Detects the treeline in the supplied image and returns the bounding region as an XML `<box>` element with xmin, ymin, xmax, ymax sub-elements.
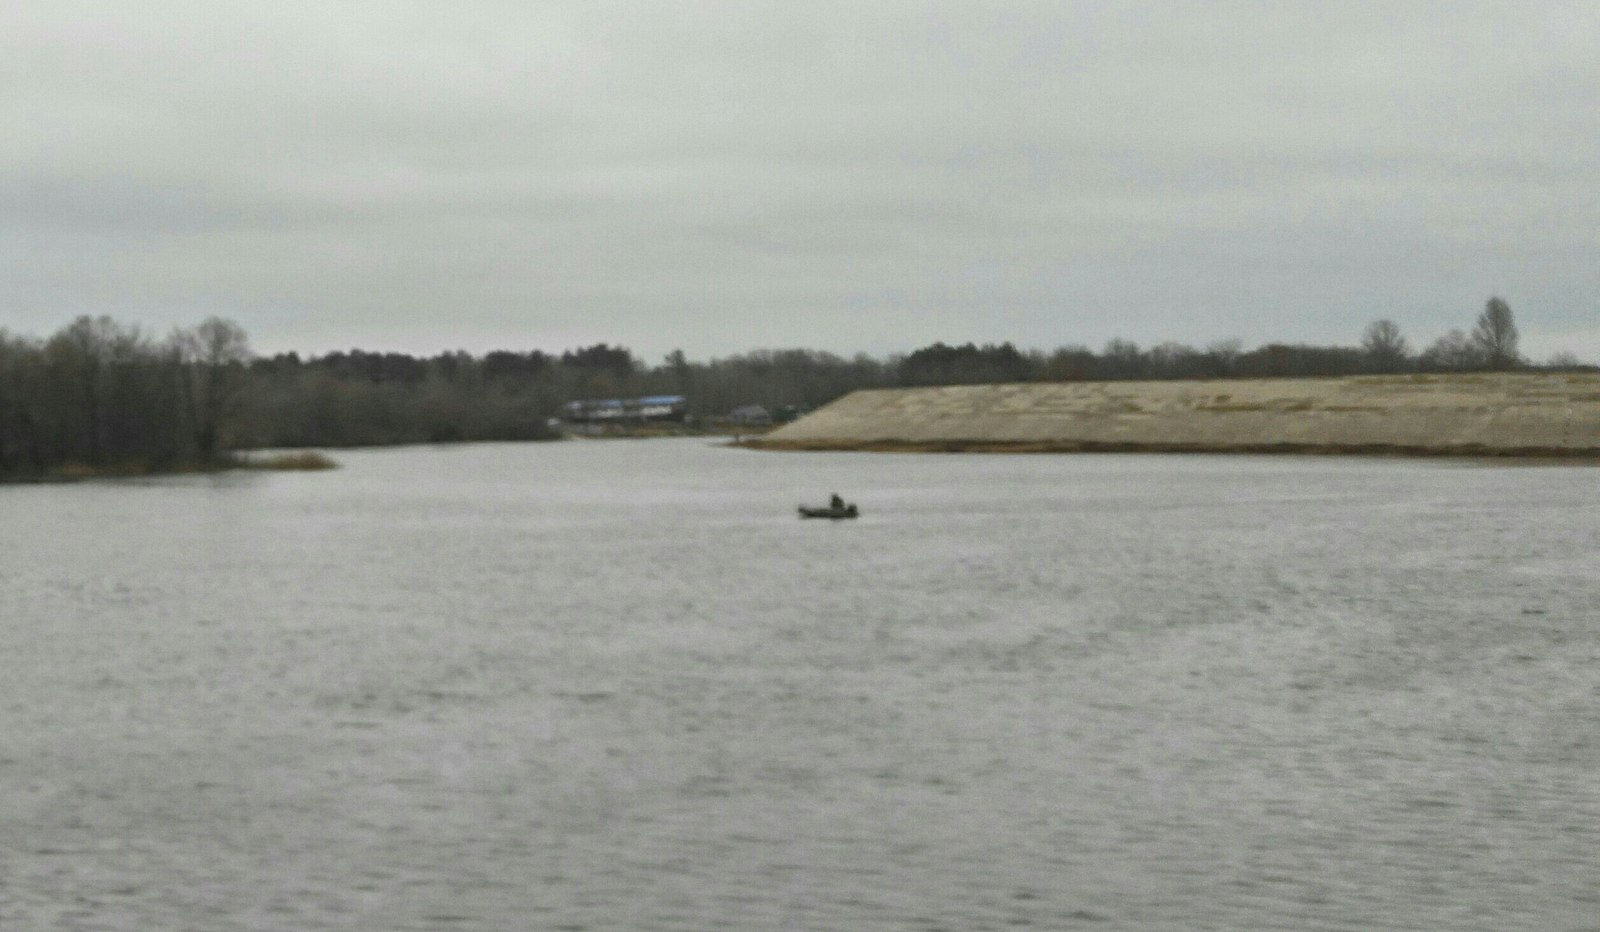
<box><xmin>3</xmin><ymin>297</ymin><xmax>1587</xmax><ymax>476</ymax></box>
<box><xmin>244</xmin><ymin>349</ymin><xmax>566</xmax><ymax>447</ymax></box>
<box><xmin>897</xmin><ymin>298</ymin><xmax>1540</xmax><ymax>384</ymax></box>
<box><xmin>0</xmin><ymin>316</ymin><xmax>248</xmax><ymax>479</ymax></box>
<box><xmin>238</xmin><ymin>344</ymin><xmax>893</xmax><ymax>446</ymax></box>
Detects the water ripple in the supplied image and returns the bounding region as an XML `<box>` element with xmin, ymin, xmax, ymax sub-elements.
<box><xmin>1</xmin><ymin>443</ymin><xmax>1596</xmax><ymax>930</ymax></box>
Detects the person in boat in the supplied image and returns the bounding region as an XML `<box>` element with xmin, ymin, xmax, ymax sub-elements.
<box><xmin>830</xmin><ymin>493</ymin><xmax>845</xmax><ymax>510</ymax></box>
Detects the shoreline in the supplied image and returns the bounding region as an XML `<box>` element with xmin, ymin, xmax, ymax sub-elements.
<box><xmin>0</xmin><ymin>451</ymin><xmax>339</xmax><ymax>484</ymax></box>
<box><xmin>739</xmin><ymin>437</ymin><xmax>1600</xmax><ymax>461</ymax></box>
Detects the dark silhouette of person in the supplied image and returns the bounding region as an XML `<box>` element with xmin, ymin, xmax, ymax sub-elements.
<box><xmin>830</xmin><ymin>493</ymin><xmax>844</xmax><ymax>510</ymax></box>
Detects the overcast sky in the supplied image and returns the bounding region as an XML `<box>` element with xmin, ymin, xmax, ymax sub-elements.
<box><xmin>4</xmin><ymin>2</ymin><xmax>1598</xmax><ymax>363</ymax></box>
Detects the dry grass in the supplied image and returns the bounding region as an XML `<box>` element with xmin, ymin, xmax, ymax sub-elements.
<box><xmin>48</xmin><ymin>461</ymin><xmax>160</xmax><ymax>479</ymax></box>
<box><xmin>243</xmin><ymin>451</ymin><xmax>340</xmax><ymax>471</ymax></box>
<box><xmin>51</xmin><ymin>462</ymin><xmax>113</xmax><ymax>479</ymax></box>
<box><xmin>7</xmin><ymin>452</ymin><xmax>340</xmax><ymax>483</ymax></box>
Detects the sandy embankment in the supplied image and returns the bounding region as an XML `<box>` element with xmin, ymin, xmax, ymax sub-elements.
<box><xmin>747</xmin><ymin>373</ymin><xmax>1600</xmax><ymax>458</ymax></box>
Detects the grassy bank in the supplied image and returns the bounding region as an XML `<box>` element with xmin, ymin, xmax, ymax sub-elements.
<box><xmin>237</xmin><ymin>451</ymin><xmax>339</xmax><ymax>470</ymax></box>
<box><xmin>756</xmin><ymin>373</ymin><xmax>1600</xmax><ymax>459</ymax></box>
<box><xmin>1</xmin><ymin>451</ymin><xmax>339</xmax><ymax>482</ymax></box>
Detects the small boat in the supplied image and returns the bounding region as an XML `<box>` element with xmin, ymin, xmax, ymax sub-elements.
<box><xmin>798</xmin><ymin>503</ymin><xmax>859</xmax><ymax>519</ymax></box>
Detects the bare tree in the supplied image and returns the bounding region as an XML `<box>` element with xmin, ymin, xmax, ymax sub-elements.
<box><xmin>1204</xmin><ymin>339</ymin><xmax>1244</xmax><ymax>377</ymax></box>
<box><xmin>1419</xmin><ymin>329</ymin><xmax>1480</xmax><ymax>371</ymax></box>
<box><xmin>173</xmin><ymin>317</ymin><xmax>251</xmax><ymax>461</ymax></box>
<box><xmin>1471</xmin><ymin>296</ymin><xmax>1521</xmax><ymax>370</ymax></box>
<box><xmin>47</xmin><ymin>316</ymin><xmax>148</xmax><ymax>463</ymax></box>
<box><xmin>1101</xmin><ymin>339</ymin><xmax>1144</xmax><ymax>379</ymax></box>
<box><xmin>1361</xmin><ymin>319</ymin><xmax>1410</xmax><ymax>372</ymax></box>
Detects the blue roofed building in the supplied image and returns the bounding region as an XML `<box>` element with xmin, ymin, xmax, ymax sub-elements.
<box><xmin>560</xmin><ymin>395</ymin><xmax>687</xmax><ymax>424</ymax></box>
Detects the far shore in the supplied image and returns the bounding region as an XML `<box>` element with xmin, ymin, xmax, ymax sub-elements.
<box><xmin>750</xmin><ymin>372</ymin><xmax>1600</xmax><ymax>461</ymax></box>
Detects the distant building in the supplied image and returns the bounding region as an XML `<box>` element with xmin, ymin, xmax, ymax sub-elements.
<box><xmin>631</xmin><ymin>395</ymin><xmax>689</xmax><ymax>421</ymax></box>
<box><xmin>561</xmin><ymin>395</ymin><xmax>687</xmax><ymax>424</ymax></box>
<box><xmin>729</xmin><ymin>404</ymin><xmax>772</xmax><ymax>426</ymax></box>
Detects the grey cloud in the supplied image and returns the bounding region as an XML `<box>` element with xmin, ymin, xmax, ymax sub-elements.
<box><xmin>3</xmin><ymin>2</ymin><xmax>1598</xmax><ymax>360</ymax></box>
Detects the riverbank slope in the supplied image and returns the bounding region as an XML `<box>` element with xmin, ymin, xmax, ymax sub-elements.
<box><xmin>748</xmin><ymin>373</ymin><xmax>1600</xmax><ymax>457</ymax></box>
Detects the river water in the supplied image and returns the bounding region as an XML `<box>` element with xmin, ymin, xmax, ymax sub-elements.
<box><xmin>2</xmin><ymin>440</ymin><xmax>1597</xmax><ymax>931</ymax></box>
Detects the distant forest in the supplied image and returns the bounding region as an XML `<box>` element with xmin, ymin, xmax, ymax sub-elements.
<box><xmin>0</xmin><ymin>297</ymin><xmax>1589</xmax><ymax>478</ymax></box>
